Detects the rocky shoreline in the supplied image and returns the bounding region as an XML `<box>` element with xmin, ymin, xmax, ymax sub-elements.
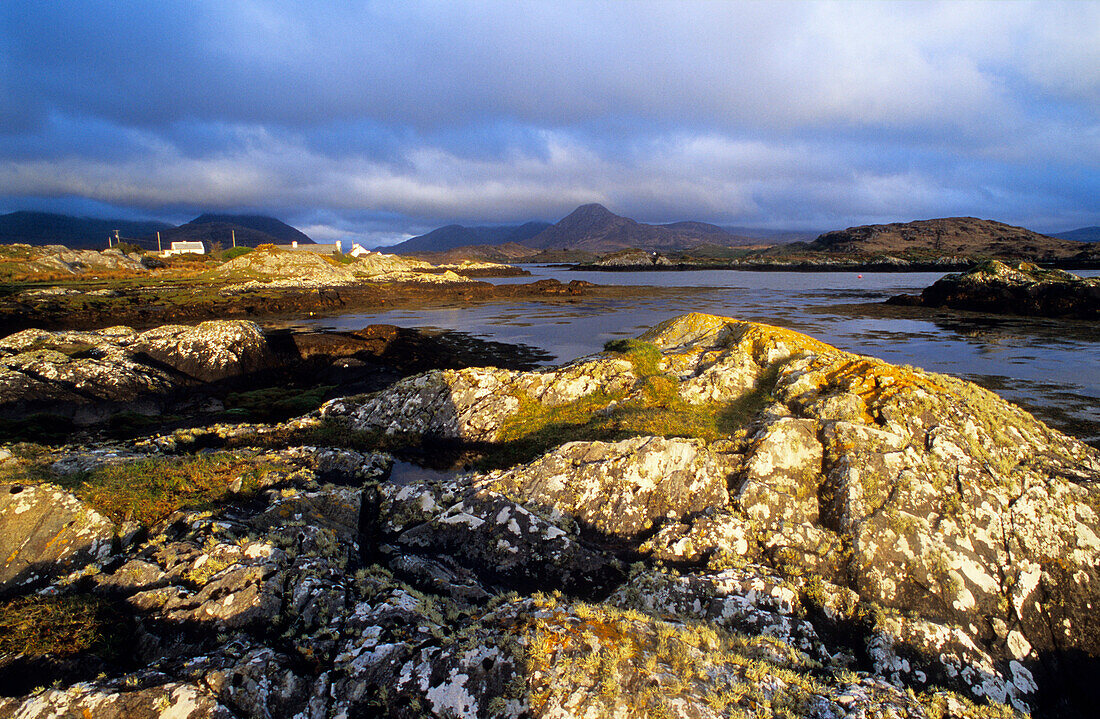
<box><xmin>0</xmin><ymin>279</ymin><xmax>595</xmax><ymax>335</ymax></box>
<box><xmin>2</xmin><ymin>313</ymin><xmax>1099</xmax><ymax>718</ymax></box>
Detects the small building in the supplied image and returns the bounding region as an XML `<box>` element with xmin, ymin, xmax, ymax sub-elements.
<box><xmin>162</xmin><ymin>241</ymin><xmax>205</xmax><ymax>257</ymax></box>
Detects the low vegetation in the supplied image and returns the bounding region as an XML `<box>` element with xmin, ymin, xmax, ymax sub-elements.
<box><xmin>0</xmin><ymin>593</ymin><xmax>129</xmax><ymax>659</ymax></box>
<box><xmin>52</xmin><ymin>453</ymin><xmax>279</xmax><ymax>526</ymax></box>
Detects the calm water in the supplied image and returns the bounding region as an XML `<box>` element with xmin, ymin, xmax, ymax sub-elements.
<box><xmin>279</xmin><ymin>267</ymin><xmax>1100</xmax><ymax>446</ymax></box>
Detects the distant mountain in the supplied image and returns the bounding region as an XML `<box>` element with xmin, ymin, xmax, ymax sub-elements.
<box><xmin>154</xmin><ymin>214</ymin><xmax>314</xmax><ymax>249</ymax></box>
<box><xmin>804</xmin><ymin>217</ymin><xmax>1086</xmax><ymax>259</ymax></box>
<box><xmin>382</xmin><ymin>221</ymin><xmax>551</xmax><ymax>254</ymax></box>
<box><xmin>521</xmin><ymin>204</ymin><xmax>761</xmax><ymax>253</ymax></box>
<box><xmin>0</xmin><ymin>211</ymin><xmax>173</xmax><ymax>249</ymax></box>
<box><xmin>1051</xmin><ymin>227</ymin><xmax>1100</xmax><ymax>243</ymax></box>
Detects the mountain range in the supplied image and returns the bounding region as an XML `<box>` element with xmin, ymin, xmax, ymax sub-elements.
<box><xmin>157</xmin><ymin>214</ymin><xmax>315</xmax><ymax>248</ymax></box>
<box><xmin>0</xmin><ymin>211</ymin><xmax>174</xmax><ymax>249</ymax></box>
<box><xmin>0</xmin><ymin>212</ymin><xmax>314</xmax><ymax>250</ymax></box>
<box><xmin>387</xmin><ymin>204</ymin><xmax>768</xmax><ymax>255</ymax></box>
<box><xmin>2</xmin><ymin>206</ymin><xmax>1097</xmax><ymax>260</ymax></box>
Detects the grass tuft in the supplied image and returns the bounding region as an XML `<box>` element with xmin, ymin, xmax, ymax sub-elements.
<box><xmin>0</xmin><ymin>594</ymin><xmax>129</xmax><ymax>659</ymax></box>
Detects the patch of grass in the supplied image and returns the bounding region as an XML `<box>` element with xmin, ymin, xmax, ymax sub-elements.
<box><xmin>54</xmin><ymin>453</ymin><xmax>279</xmax><ymax>526</ymax></box>
<box><xmin>0</xmin><ymin>593</ymin><xmax>129</xmax><ymax>659</ymax></box>
<box><xmin>220</xmin><ymin>246</ymin><xmax>253</xmax><ymax>261</ymax></box>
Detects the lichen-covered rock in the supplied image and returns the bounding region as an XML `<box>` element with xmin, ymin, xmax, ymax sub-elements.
<box><xmin>893</xmin><ymin>260</ymin><xmax>1100</xmax><ymax>318</ymax></box>
<box><xmin>0</xmin><ymin>482</ymin><xmax>115</xmax><ymax>593</ymax></box>
<box><xmin>3</xmin><ymin>312</ymin><xmax>1097</xmax><ymax>717</ymax></box>
<box><xmin>316</xmin><ymin>354</ymin><xmax>638</xmax><ymax>441</ymax></box>
<box><xmin>475</xmin><ymin>436</ymin><xmax>739</xmax><ymax>540</ymax></box>
<box><xmin>369</xmin><ymin>478</ymin><xmax>623</xmax><ymax>596</ymax></box>
<box><xmin>133</xmin><ymin>320</ymin><xmax>275</xmax><ymax>383</ymax></box>
<box><xmin>0</xmin><ymin>320</ymin><xmax>277</xmax><ymax>422</ymax></box>
<box><xmin>0</xmin><ymin>681</ymin><xmax>232</xmax><ymax>719</ymax></box>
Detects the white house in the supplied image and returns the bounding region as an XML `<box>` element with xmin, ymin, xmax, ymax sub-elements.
<box><xmin>162</xmin><ymin>241</ymin><xmax>205</xmax><ymax>256</ymax></box>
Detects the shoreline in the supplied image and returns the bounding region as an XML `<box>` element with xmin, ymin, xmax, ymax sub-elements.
<box><xmin>567</xmin><ymin>258</ymin><xmax>1100</xmax><ymax>272</ymax></box>
<box><xmin>0</xmin><ymin>278</ymin><xmax>601</xmax><ymax>334</ymax></box>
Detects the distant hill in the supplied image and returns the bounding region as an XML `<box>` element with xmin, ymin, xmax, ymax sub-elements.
<box><xmin>382</xmin><ymin>221</ymin><xmax>551</xmax><ymax>254</ymax></box>
<box><xmin>154</xmin><ymin>214</ymin><xmax>314</xmax><ymax>249</ymax></box>
<box><xmin>720</xmin><ymin>226</ymin><xmax>820</xmax><ymax>243</ymax></box>
<box><xmin>1051</xmin><ymin>227</ymin><xmax>1100</xmax><ymax>243</ymax></box>
<box><xmin>0</xmin><ymin>211</ymin><xmax>173</xmax><ymax>249</ymax></box>
<box><xmin>521</xmin><ymin>204</ymin><xmax>762</xmax><ymax>253</ymax></box>
<box><xmin>804</xmin><ymin>217</ymin><xmax>1087</xmax><ymax>259</ymax></box>
<box><xmin>405</xmin><ymin>242</ymin><xmax>542</xmax><ymax>264</ymax></box>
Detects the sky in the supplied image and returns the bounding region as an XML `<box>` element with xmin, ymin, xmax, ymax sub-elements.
<box><xmin>1</xmin><ymin>1</ymin><xmax>1098</xmax><ymax>246</ymax></box>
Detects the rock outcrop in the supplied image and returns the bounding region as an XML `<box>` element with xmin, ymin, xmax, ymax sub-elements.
<box><xmin>0</xmin><ymin>320</ymin><xmax>277</xmax><ymax>423</ymax></box>
<box><xmin>593</xmin><ymin>249</ymin><xmax>673</xmax><ymax>267</ymax></box>
<box><xmin>206</xmin><ymin>247</ymin><xmax>466</xmax><ymax>290</ymax></box>
<box><xmin>888</xmin><ymin>260</ymin><xmax>1100</xmax><ymax>318</ymax></box>
<box><xmin>2</xmin><ymin>313</ymin><xmax>1098</xmax><ymax>718</ymax></box>
<box><xmin>0</xmin><ymin>244</ymin><xmax>147</xmax><ymax>278</ymax></box>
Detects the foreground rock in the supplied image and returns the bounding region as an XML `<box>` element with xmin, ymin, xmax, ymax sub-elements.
<box><xmin>0</xmin><ymin>321</ymin><xmax>551</xmax><ymax>431</ymax></box>
<box><xmin>0</xmin><ymin>320</ymin><xmax>276</xmax><ymax>424</ymax></box>
<box><xmin>1</xmin><ymin>313</ymin><xmax>1098</xmax><ymax>717</ymax></box>
<box><xmin>888</xmin><ymin>260</ymin><xmax>1100</xmax><ymax>318</ymax></box>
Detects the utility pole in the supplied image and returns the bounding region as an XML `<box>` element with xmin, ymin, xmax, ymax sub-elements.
<box><xmin>156</xmin><ymin>231</ymin><xmax>162</xmax><ymax>253</ymax></box>
<box><xmin>113</xmin><ymin>230</ymin><xmax>120</xmax><ymax>248</ymax></box>
<box><xmin>231</xmin><ymin>229</ymin><xmax>236</xmax><ymax>248</ymax></box>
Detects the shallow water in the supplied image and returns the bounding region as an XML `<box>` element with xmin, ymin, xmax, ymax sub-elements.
<box><xmin>278</xmin><ymin>267</ymin><xmax>1100</xmax><ymax>446</ymax></box>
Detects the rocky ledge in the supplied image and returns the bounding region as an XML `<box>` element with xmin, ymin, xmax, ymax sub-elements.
<box><xmin>0</xmin><ymin>320</ymin><xmax>551</xmax><ymax>435</ymax></box>
<box><xmin>1</xmin><ymin>313</ymin><xmax>1099</xmax><ymax>718</ymax></box>
<box><xmin>887</xmin><ymin>260</ymin><xmax>1100</xmax><ymax>318</ymax></box>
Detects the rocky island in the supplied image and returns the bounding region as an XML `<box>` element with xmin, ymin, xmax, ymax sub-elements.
<box><xmin>2</xmin><ymin>313</ymin><xmax>1098</xmax><ymax>718</ymax></box>
<box><xmin>887</xmin><ymin>261</ymin><xmax>1100</xmax><ymax>319</ymax></box>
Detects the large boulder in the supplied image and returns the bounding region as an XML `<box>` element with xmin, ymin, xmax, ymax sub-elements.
<box><xmin>891</xmin><ymin>260</ymin><xmax>1100</xmax><ymax>318</ymax></box>
<box><xmin>133</xmin><ymin>320</ymin><xmax>275</xmax><ymax>383</ymax></box>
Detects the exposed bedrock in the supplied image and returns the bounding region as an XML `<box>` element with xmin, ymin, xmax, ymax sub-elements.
<box><xmin>887</xmin><ymin>260</ymin><xmax>1100</xmax><ymax>318</ymax></box>
<box><xmin>0</xmin><ymin>313</ymin><xmax>1098</xmax><ymax>717</ymax></box>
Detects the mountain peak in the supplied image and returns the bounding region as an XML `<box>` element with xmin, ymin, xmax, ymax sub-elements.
<box><xmin>566</xmin><ymin>203</ymin><xmax>618</xmax><ymax>220</ymax></box>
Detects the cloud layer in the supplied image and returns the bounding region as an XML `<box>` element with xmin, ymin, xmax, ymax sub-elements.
<box><xmin>2</xmin><ymin>1</ymin><xmax>1098</xmax><ymax>242</ymax></box>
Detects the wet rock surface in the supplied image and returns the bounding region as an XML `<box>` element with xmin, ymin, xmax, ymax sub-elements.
<box><xmin>888</xmin><ymin>260</ymin><xmax>1100</xmax><ymax>318</ymax></box>
<box><xmin>1</xmin><ymin>313</ymin><xmax>1098</xmax><ymax>717</ymax></box>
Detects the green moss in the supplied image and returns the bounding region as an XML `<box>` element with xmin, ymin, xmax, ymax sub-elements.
<box><xmin>53</xmin><ymin>452</ymin><xmax>280</xmax><ymax>526</ymax></box>
<box><xmin>220</xmin><ymin>246</ymin><xmax>253</xmax><ymax>261</ymax></box>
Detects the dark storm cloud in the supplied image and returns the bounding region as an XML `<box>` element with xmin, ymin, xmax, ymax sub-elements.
<box><xmin>1</xmin><ymin>1</ymin><xmax>1098</xmax><ymax>239</ymax></box>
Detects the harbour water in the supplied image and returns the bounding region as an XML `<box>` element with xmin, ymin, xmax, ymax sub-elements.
<box><xmin>283</xmin><ymin>266</ymin><xmax>1100</xmax><ymax>446</ymax></box>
